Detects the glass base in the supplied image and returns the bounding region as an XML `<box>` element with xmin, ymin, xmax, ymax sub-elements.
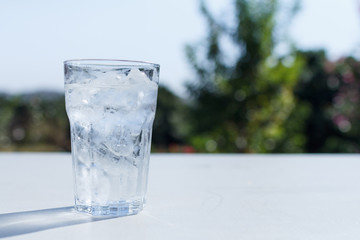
<box><xmin>75</xmin><ymin>200</ymin><xmax>144</xmax><ymax>216</ymax></box>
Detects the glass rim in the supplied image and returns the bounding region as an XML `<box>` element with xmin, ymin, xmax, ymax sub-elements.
<box><xmin>64</xmin><ymin>59</ymin><xmax>160</xmax><ymax>69</ymax></box>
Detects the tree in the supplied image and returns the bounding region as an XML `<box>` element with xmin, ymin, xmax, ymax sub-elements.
<box><xmin>0</xmin><ymin>92</ymin><xmax>70</xmax><ymax>151</ymax></box>
<box><xmin>152</xmin><ymin>86</ymin><xmax>191</xmax><ymax>152</ymax></box>
<box><xmin>294</xmin><ymin>52</ymin><xmax>360</xmax><ymax>152</ymax></box>
<box><xmin>185</xmin><ymin>0</ymin><xmax>303</xmax><ymax>152</ymax></box>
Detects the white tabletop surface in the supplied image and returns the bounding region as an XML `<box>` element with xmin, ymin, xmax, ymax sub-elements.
<box><xmin>0</xmin><ymin>153</ymin><xmax>359</xmax><ymax>239</ymax></box>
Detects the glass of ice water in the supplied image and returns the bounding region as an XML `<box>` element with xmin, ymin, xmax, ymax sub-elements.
<box><xmin>64</xmin><ymin>59</ymin><xmax>159</xmax><ymax>216</ymax></box>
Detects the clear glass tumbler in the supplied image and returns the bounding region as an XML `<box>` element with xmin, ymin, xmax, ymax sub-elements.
<box><xmin>64</xmin><ymin>59</ymin><xmax>159</xmax><ymax>216</ymax></box>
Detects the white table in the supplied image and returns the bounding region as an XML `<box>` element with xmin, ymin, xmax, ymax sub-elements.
<box><xmin>0</xmin><ymin>153</ymin><xmax>359</xmax><ymax>239</ymax></box>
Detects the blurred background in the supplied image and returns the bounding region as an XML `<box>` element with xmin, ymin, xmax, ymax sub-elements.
<box><xmin>1</xmin><ymin>0</ymin><xmax>360</xmax><ymax>153</ymax></box>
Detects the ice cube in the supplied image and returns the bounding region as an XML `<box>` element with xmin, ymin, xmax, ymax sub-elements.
<box><xmin>127</xmin><ymin>68</ymin><xmax>149</xmax><ymax>85</ymax></box>
<box><xmin>65</xmin><ymin>65</ymin><xmax>96</xmax><ymax>85</ymax></box>
<box><xmin>91</xmin><ymin>69</ymin><xmax>123</xmax><ymax>87</ymax></box>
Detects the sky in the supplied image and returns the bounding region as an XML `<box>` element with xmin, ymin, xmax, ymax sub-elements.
<box><xmin>0</xmin><ymin>0</ymin><xmax>359</xmax><ymax>97</ymax></box>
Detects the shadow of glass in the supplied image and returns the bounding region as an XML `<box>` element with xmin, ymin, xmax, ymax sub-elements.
<box><xmin>0</xmin><ymin>206</ymin><xmax>116</xmax><ymax>238</ymax></box>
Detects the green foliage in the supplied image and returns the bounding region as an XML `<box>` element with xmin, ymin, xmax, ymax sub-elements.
<box><xmin>0</xmin><ymin>92</ymin><xmax>70</xmax><ymax>151</ymax></box>
<box><xmin>0</xmin><ymin>94</ymin><xmax>14</xmax><ymax>147</ymax></box>
<box><xmin>152</xmin><ymin>86</ymin><xmax>191</xmax><ymax>152</ymax></box>
<box><xmin>246</xmin><ymin>53</ymin><xmax>307</xmax><ymax>152</ymax></box>
<box><xmin>186</xmin><ymin>0</ymin><xmax>306</xmax><ymax>152</ymax></box>
<box><xmin>294</xmin><ymin>53</ymin><xmax>360</xmax><ymax>152</ymax></box>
